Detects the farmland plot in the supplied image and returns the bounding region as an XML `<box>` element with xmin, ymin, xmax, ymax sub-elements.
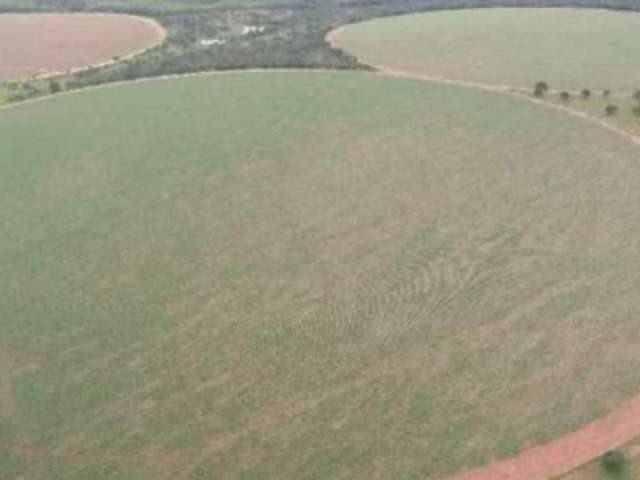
<box><xmin>2</xmin><ymin>72</ymin><xmax>640</xmax><ymax>479</ymax></box>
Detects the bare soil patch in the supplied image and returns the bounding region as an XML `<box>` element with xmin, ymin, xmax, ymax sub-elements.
<box><xmin>0</xmin><ymin>13</ymin><xmax>165</xmax><ymax>82</ymax></box>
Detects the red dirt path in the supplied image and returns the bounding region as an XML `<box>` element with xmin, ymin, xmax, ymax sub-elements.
<box><xmin>0</xmin><ymin>13</ymin><xmax>165</xmax><ymax>82</ymax></box>
<box><xmin>447</xmin><ymin>396</ymin><xmax>640</xmax><ymax>480</ymax></box>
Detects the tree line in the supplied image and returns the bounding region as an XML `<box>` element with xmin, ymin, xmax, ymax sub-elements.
<box><xmin>535</xmin><ymin>81</ymin><xmax>640</xmax><ymax>117</ymax></box>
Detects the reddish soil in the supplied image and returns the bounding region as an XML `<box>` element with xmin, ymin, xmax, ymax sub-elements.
<box><xmin>447</xmin><ymin>396</ymin><xmax>640</xmax><ymax>480</ymax></box>
<box><xmin>0</xmin><ymin>13</ymin><xmax>165</xmax><ymax>82</ymax></box>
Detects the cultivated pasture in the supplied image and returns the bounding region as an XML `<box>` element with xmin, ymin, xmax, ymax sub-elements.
<box><xmin>0</xmin><ymin>13</ymin><xmax>164</xmax><ymax>82</ymax></box>
<box><xmin>329</xmin><ymin>8</ymin><xmax>640</xmax><ymax>91</ymax></box>
<box><xmin>3</xmin><ymin>71</ymin><xmax>640</xmax><ymax>479</ymax></box>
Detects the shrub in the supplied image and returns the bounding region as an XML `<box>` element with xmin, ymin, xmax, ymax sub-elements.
<box><xmin>605</xmin><ymin>104</ymin><xmax>619</xmax><ymax>116</ymax></box>
<box><xmin>48</xmin><ymin>79</ymin><xmax>62</xmax><ymax>94</ymax></box>
<box><xmin>581</xmin><ymin>89</ymin><xmax>591</xmax><ymax>100</ymax></box>
<box><xmin>534</xmin><ymin>81</ymin><xmax>549</xmax><ymax>97</ymax></box>
<box><xmin>603</xmin><ymin>89</ymin><xmax>611</xmax><ymax>99</ymax></box>
<box><xmin>559</xmin><ymin>91</ymin><xmax>570</xmax><ymax>102</ymax></box>
<box><xmin>535</xmin><ymin>81</ymin><xmax>549</xmax><ymax>92</ymax></box>
<box><xmin>633</xmin><ymin>89</ymin><xmax>640</xmax><ymax>101</ymax></box>
<box><xmin>601</xmin><ymin>450</ymin><xmax>626</xmax><ymax>475</ymax></box>
<box><xmin>632</xmin><ymin>105</ymin><xmax>640</xmax><ymax>117</ymax></box>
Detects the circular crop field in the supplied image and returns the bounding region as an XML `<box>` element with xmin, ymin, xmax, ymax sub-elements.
<box><xmin>0</xmin><ymin>13</ymin><xmax>165</xmax><ymax>82</ymax></box>
<box><xmin>2</xmin><ymin>72</ymin><xmax>640</xmax><ymax>479</ymax></box>
<box><xmin>329</xmin><ymin>8</ymin><xmax>640</xmax><ymax>91</ymax></box>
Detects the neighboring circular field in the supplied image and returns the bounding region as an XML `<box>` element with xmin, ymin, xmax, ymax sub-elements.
<box><xmin>3</xmin><ymin>72</ymin><xmax>640</xmax><ymax>479</ymax></box>
<box><xmin>0</xmin><ymin>13</ymin><xmax>165</xmax><ymax>82</ymax></box>
<box><xmin>329</xmin><ymin>8</ymin><xmax>640</xmax><ymax>91</ymax></box>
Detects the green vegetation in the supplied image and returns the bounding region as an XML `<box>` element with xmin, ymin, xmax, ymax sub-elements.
<box><xmin>605</xmin><ymin>104</ymin><xmax>620</xmax><ymax>116</ymax></box>
<box><xmin>601</xmin><ymin>450</ymin><xmax>627</xmax><ymax>476</ymax></box>
<box><xmin>331</xmin><ymin>8</ymin><xmax>640</xmax><ymax>91</ymax></box>
<box><xmin>4</xmin><ymin>1</ymin><xmax>640</xmax><ymax>105</ymax></box>
<box><xmin>534</xmin><ymin>81</ymin><xmax>550</xmax><ymax>97</ymax></box>
<box><xmin>559</xmin><ymin>442</ymin><xmax>638</xmax><ymax>479</ymax></box>
<box><xmin>3</xmin><ymin>71</ymin><xmax>640</xmax><ymax>479</ymax></box>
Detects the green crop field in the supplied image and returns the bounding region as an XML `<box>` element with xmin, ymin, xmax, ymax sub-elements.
<box><xmin>3</xmin><ymin>71</ymin><xmax>640</xmax><ymax>480</ymax></box>
<box><xmin>331</xmin><ymin>8</ymin><xmax>640</xmax><ymax>92</ymax></box>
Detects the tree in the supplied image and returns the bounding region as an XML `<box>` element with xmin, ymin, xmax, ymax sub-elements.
<box><xmin>559</xmin><ymin>91</ymin><xmax>570</xmax><ymax>102</ymax></box>
<box><xmin>48</xmin><ymin>79</ymin><xmax>62</xmax><ymax>94</ymax></box>
<box><xmin>601</xmin><ymin>450</ymin><xmax>626</xmax><ymax>475</ymax></box>
<box><xmin>534</xmin><ymin>81</ymin><xmax>549</xmax><ymax>97</ymax></box>
<box><xmin>605</xmin><ymin>104</ymin><xmax>619</xmax><ymax>116</ymax></box>
<box><xmin>535</xmin><ymin>81</ymin><xmax>549</xmax><ymax>91</ymax></box>
<box><xmin>581</xmin><ymin>89</ymin><xmax>591</xmax><ymax>100</ymax></box>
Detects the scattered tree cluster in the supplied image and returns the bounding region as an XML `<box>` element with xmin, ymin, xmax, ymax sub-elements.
<box><xmin>534</xmin><ymin>81</ymin><xmax>640</xmax><ymax>118</ymax></box>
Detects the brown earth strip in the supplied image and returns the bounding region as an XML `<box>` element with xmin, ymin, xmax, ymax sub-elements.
<box><xmin>447</xmin><ymin>396</ymin><xmax>640</xmax><ymax>480</ymax></box>
<box><xmin>0</xmin><ymin>13</ymin><xmax>166</xmax><ymax>82</ymax></box>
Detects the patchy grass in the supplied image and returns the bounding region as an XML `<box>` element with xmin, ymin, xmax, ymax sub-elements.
<box><xmin>3</xmin><ymin>71</ymin><xmax>640</xmax><ymax>479</ymax></box>
<box><xmin>331</xmin><ymin>8</ymin><xmax>640</xmax><ymax>91</ymax></box>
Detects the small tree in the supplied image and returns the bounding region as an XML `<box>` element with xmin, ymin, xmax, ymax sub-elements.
<box><xmin>603</xmin><ymin>89</ymin><xmax>611</xmax><ymax>99</ymax></box>
<box><xmin>605</xmin><ymin>104</ymin><xmax>619</xmax><ymax>116</ymax></box>
<box><xmin>581</xmin><ymin>89</ymin><xmax>591</xmax><ymax>100</ymax></box>
<box><xmin>534</xmin><ymin>81</ymin><xmax>549</xmax><ymax>97</ymax></box>
<box><xmin>48</xmin><ymin>79</ymin><xmax>62</xmax><ymax>94</ymax></box>
<box><xmin>601</xmin><ymin>450</ymin><xmax>626</xmax><ymax>475</ymax></box>
<box><xmin>559</xmin><ymin>91</ymin><xmax>570</xmax><ymax>102</ymax></box>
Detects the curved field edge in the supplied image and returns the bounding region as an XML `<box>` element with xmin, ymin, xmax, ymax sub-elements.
<box><xmin>4</xmin><ymin>67</ymin><xmax>640</xmax><ymax>150</ymax></box>
<box><xmin>328</xmin><ymin>11</ymin><xmax>640</xmax><ymax>478</ymax></box>
<box><xmin>3</xmin><ymin>71</ymin><xmax>640</xmax><ymax>479</ymax></box>
<box><xmin>327</xmin><ymin>8</ymin><xmax>640</xmax><ymax>92</ymax></box>
<box><xmin>0</xmin><ymin>13</ymin><xmax>166</xmax><ymax>83</ymax></box>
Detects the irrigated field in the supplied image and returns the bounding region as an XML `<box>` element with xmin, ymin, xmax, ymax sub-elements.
<box><xmin>3</xmin><ymin>71</ymin><xmax>640</xmax><ymax>479</ymax></box>
<box><xmin>0</xmin><ymin>13</ymin><xmax>164</xmax><ymax>82</ymax></box>
<box><xmin>329</xmin><ymin>8</ymin><xmax>640</xmax><ymax>91</ymax></box>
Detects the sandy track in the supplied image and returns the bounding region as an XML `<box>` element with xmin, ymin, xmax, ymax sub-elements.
<box><xmin>0</xmin><ymin>13</ymin><xmax>166</xmax><ymax>82</ymax></box>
